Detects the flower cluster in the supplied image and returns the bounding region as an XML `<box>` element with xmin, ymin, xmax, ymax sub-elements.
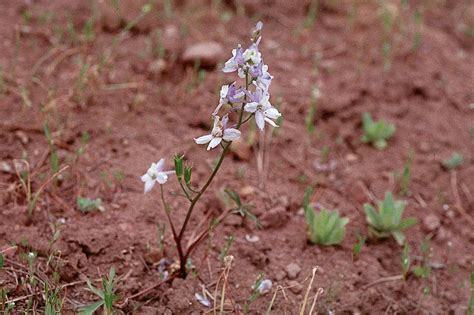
<box><xmin>141</xmin><ymin>21</ymin><xmax>281</xmax><ymax>193</ymax></box>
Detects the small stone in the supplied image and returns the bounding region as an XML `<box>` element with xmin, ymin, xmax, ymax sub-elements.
<box><xmin>435</xmin><ymin>227</ymin><xmax>451</xmax><ymax>243</ymax></box>
<box><xmin>422</xmin><ymin>214</ymin><xmax>440</xmax><ymax>232</ymax></box>
<box><xmin>419</xmin><ymin>142</ymin><xmax>430</xmax><ymax>153</ymax></box>
<box><xmin>260</xmin><ymin>206</ymin><xmax>288</xmax><ymax>229</ymax></box>
<box><xmin>245</xmin><ymin>234</ymin><xmax>260</xmax><ymax>243</ymax></box>
<box><xmin>275</xmin><ymin>270</ymin><xmax>286</xmax><ymax>281</ymax></box>
<box><xmin>0</xmin><ymin>161</ymin><xmax>12</xmax><ymax>173</ymax></box>
<box><xmin>182</xmin><ymin>41</ymin><xmax>224</xmax><ymax>68</ymax></box>
<box><xmin>149</xmin><ymin>59</ymin><xmax>166</xmax><ymax>75</ymax></box>
<box><xmin>285</xmin><ymin>262</ymin><xmax>301</xmax><ymax>280</ymax></box>
<box><xmin>345</xmin><ymin>153</ymin><xmax>358</xmax><ymax>162</ymax></box>
<box><xmin>287</xmin><ymin>280</ymin><xmax>303</xmax><ymax>294</ymax></box>
<box><xmin>230</xmin><ymin>138</ymin><xmax>252</xmax><ymax>161</ymax></box>
<box><xmin>239</xmin><ymin>185</ymin><xmax>256</xmax><ymax>197</ymax></box>
<box><xmin>15</xmin><ymin>130</ymin><xmax>29</xmax><ymax>144</ymax></box>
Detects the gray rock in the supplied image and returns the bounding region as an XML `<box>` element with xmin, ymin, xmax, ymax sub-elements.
<box><xmin>182</xmin><ymin>41</ymin><xmax>224</xmax><ymax>67</ymax></box>
<box><xmin>287</xmin><ymin>280</ymin><xmax>303</xmax><ymax>294</ymax></box>
<box><xmin>422</xmin><ymin>214</ymin><xmax>440</xmax><ymax>232</ymax></box>
<box><xmin>285</xmin><ymin>262</ymin><xmax>301</xmax><ymax>280</ymax></box>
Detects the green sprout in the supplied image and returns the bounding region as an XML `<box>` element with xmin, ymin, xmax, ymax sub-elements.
<box><xmin>361</xmin><ymin>112</ymin><xmax>396</xmax><ymax>150</ymax></box>
<box><xmin>79</xmin><ymin>267</ymin><xmax>117</xmax><ymax>315</ymax></box>
<box><xmin>352</xmin><ymin>233</ymin><xmax>366</xmax><ymax>259</ymax></box>
<box><xmin>303</xmin><ymin>188</ymin><xmax>349</xmax><ymax>246</ymax></box>
<box><xmin>442</xmin><ymin>152</ymin><xmax>464</xmax><ymax>170</ymax></box>
<box><xmin>77</xmin><ymin>197</ymin><xmax>104</xmax><ymax>213</ymax></box>
<box><xmin>401</xmin><ymin>242</ymin><xmax>411</xmax><ymax>279</ymax></box>
<box><xmin>364</xmin><ymin>192</ymin><xmax>417</xmax><ymax>245</ymax></box>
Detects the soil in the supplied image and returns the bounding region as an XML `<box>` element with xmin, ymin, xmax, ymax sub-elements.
<box><xmin>1</xmin><ymin>0</ymin><xmax>474</xmax><ymax>314</ymax></box>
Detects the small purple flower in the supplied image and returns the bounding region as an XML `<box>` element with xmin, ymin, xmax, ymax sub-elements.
<box><xmin>194</xmin><ymin>115</ymin><xmax>241</xmax><ymax>150</ymax></box>
<box><xmin>213</xmin><ymin>83</ymin><xmax>246</xmax><ymax>116</ymax></box>
<box><xmin>223</xmin><ymin>45</ymin><xmax>245</xmax><ymax>74</ymax></box>
<box><xmin>244</xmin><ymin>88</ymin><xmax>281</xmax><ymax>131</ymax></box>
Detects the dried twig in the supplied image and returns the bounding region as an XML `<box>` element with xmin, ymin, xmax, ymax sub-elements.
<box><xmin>450</xmin><ymin>171</ymin><xmax>474</xmax><ymax>225</ymax></box>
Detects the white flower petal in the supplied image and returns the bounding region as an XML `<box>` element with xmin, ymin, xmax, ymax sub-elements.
<box><xmin>156</xmin><ymin>158</ymin><xmax>165</xmax><ymax>172</ymax></box>
<box><xmin>212</xmin><ymin>103</ymin><xmax>223</xmax><ymax>116</ymax></box>
<box><xmin>244</xmin><ymin>102</ymin><xmax>258</xmax><ymax>113</ymax></box>
<box><xmin>220</xmin><ymin>85</ymin><xmax>229</xmax><ymax>99</ymax></box>
<box><xmin>264</xmin><ymin>107</ymin><xmax>281</xmax><ymax>120</ymax></box>
<box><xmin>195</xmin><ymin>134</ymin><xmax>213</xmax><ymax>144</ymax></box>
<box><xmin>255</xmin><ymin>111</ymin><xmax>265</xmax><ymax>131</ymax></box>
<box><xmin>207</xmin><ymin>137</ymin><xmax>222</xmax><ymax>150</ymax></box>
<box><xmin>156</xmin><ymin>172</ymin><xmax>168</xmax><ymax>184</ymax></box>
<box><xmin>223</xmin><ymin>128</ymin><xmax>241</xmax><ymax>141</ymax></box>
<box><xmin>264</xmin><ymin>117</ymin><xmax>279</xmax><ymax>128</ymax></box>
<box><xmin>144</xmin><ymin>179</ymin><xmax>156</xmax><ymax>193</ymax></box>
<box><xmin>141</xmin><ymin>173</ymin><xmax>152</xmax><ymax>183</ymax></box>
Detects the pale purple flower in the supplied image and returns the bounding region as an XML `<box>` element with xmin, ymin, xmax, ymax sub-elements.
<box><xmin>213</xmin><ymin>83</ymin><xmax>246</xmax><ymax>116</ymax></box>
<box><xmin>194</xmin><ymin>115</ymin><xmax>241</xmax><ymax>150</ymax></box>
<box><xmin>140</xmin><ymin>159</ymin><xmax>175</xmax><ymax>193</ymax></box>
<box><xmin>243</xmin><ymin>43</ymin><xmax>262</xmax><ymax>65</ymax></box>
<box><xmin>222</xmin><ymin>45</ymin><xmax>245</xmax><ymax>74</ymax></box>
<box><xmin>244</xmin><ymin>88</ymin><xmax>281</xmax><ymax>131</ymax></box>
<box><xmin>255</xmin><ymin>279</ymin><xmax>272</xmax><ymax>295</ymax></box>
<box><xmin>250</xmin><ymin>62</ymin><xmax>273</xmax><ymax>89</ymax></box>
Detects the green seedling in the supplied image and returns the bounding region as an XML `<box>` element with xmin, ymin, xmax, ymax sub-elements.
<box><xmin>44</xmin><ymin>283</ymin><xmax>63</xmax><ymax>315</ymax></box>
<box><xmin>1</xmin><ymin>289</ymin><xmax>15</xmax><ymax>315</ymax></box>
<box><xmin>44</xmin><ymin>120</ymin><xmax>60</xmax><ymax>174</ymax></box>
<box><xmin>398</xmin><ymin>151</ymin><xmax>413</xmax><ymax>196</ymax></box>
<box><xmin>79</xmin><ymin>267</ymin><xmax>117</xmax><ymax>315</ymax></box>
<box><xmin>401</xmin><ymin>242</ymin><xmax>411</xmax><ymax>279</ymax></box>
<box><xmin>352</xmin><ymin>233</ymin><xmax>366</xmax><ymax>259</ymax></box>
<box><xmin>244</xmin><ymin>273</ymin><xmax>265</xmax><ymax>314</ymax></box>
<box><xmin>304</xmin><ymin>187</ymin><xmax>349</xmax><ymax>246</ymax></box>
<box><xmin>413</xmin><ymin>8</ymin><xmax>423</xmax><ymax>51</ymax></box>
<box><xmin>77</xmin><ymin>197</ymin><xmax>104</xmax><ymax>213</ymax></box>
<box><xmin>223</xmin><ymin>189</ymin><xmax>259</xmax><ymax>227</ymax></box>
<box><xmin>442</xmin><ymin>152</ymin><xmax>464</xmax><ymax>170</ymax></box>
<box><xmin>304</xmin><ymin>0</ymin><xmax>318</xmax><ymax>29</ymax></box>
<box><xmin>364</xmin><ymin>192</ymin><xmax>417</xmax><ymax>245</ymax></box>
<box><xmin>83</xmin><ymin>16</ymin><xmax>96</xmax><ymax>43</ymax></box>
<box><xmin>219</xmin><ymin>235</ymin><xmax>234</xmax><ymax>262</ymax></box>
<box><xmin>0</xmin><ymin>254</ymin><xmax>3</xmax><ymax>269</ymax></box>
<box><xmin>361</xmin><ymin>112</ymin><xmax>396</xmax><ymax>149</ymax></box>
<box><xmin>413</xmin><ymin>239</ymin><xmax>432</xmax><ymax>279</ymax></box>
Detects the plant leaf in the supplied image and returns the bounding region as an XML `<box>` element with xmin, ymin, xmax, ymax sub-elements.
<box><xmin>78</xmin><ymin>301</ymin><xmax>103</xmax><ymax>315</ymax></box>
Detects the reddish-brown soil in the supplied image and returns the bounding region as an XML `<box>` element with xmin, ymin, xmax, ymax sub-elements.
<box><xmin>1</xmin><ymin>0</ymin><xmax>473</xmax><ymax>314</ymax></box>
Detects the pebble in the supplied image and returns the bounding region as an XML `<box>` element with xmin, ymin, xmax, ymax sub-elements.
<box><xmin>275</xmin><ymin>270</ymin><xmax>286</xmax><ymax>281</ymax></box>
<box><xmin>15</xmin><ymin>130</ymin><xmax>29</xmax><ymax>144</ymax></box>
<box><xmin>345</xmin><ymin>153</ymin><xmax>358</xmax><ymax>162</ymax></box>
<box><xmin>287</xmin><ymin>280</ymin><xmax>303</xmax><ymax>294</ymax></box>
<box><xmin>285</xmin><ymin>262</ymin><xmax>301</xmax><ymax>280</ymax></box>
<box><xmin>422</xmin><ymin>214</ymin><xmax>440</xmax><ymax>232</ymax></box>
<box><xmin>182</xmin><ymin>41</ymin><xmax>224</xmax><ymax>67</ymax></box>
<box><xmin>260</xmin><ymin>206</ymin><xmax>288</xmax><ymax>229</ymax></box>
<box><xmin>435</xmin><ymin>227</ymin><xmax>451</xmax><ymax>243</ymax></box>
<box><xmin>239</xmin><ymin>185</ymin><xmax>256</xmax><ymax>197</ymax></box>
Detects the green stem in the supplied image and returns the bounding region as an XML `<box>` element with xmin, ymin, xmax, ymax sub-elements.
<box><xmin>176</xmin><ymin>70</ymin><xmax>251</xmax><ymax>277</ymax></box>
<box><xmin>160</xmin><ymin>185</ymin><xmax>184</xmax><ymax>270</ymax></box>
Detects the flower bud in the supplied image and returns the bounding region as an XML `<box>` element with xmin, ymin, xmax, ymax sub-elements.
<box><xmin>174</xmin><ymin>154</ymin><xmax>184</xmax><ymax>179</ymax></box>
<box><xmin>184</xmin><ymin>165</ymin><xmax>192</xmax><ymax>185</ymax></box>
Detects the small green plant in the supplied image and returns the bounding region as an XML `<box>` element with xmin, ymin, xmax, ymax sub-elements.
<box><xmin>219</xmin><ymin>235</ymin><xmax>234</xmax><ymax>262</ymax></box>
<box><xmin>77</xmin><ymin>197</ymin><xmax>104</xmax><ymax>213</ymax></box>
<box><xmin>244</xmin><ymin>273</ymin><xmax>266</xmax><ymax>314</ymax></box>
<box><xmin>303</xmin><ymin>188</ymin><xmax>349</xmax><ymax>246</ymax></box>
<box><xmin>304</xmin><ymin>0</ymin><xmax>318</xmax><ymax>29</ymax></box>
<box><xmin>79</xmin><ymin>267</ymin><xmax>117</xmax><ymax>315</ymax></box>
<box><xmin>413</xmin><ymin>239</ymin><xmax>432</xmax><ymax>280</ymax></box>
<box><xmin>398</xmin><ymin>150</ymin><xmax>413</xmax><ymax>196</ymax></box>
<box><xmin>352</xmin><ymin>233</ymin><xmax>366</xmax><ymax>259</ymax></box>
<box><xmin>364</xmin><ymin>192</ymin><xmax>417</xmax><ymax>245</ymax></box>
<box><xmin>442</xmin><ymin>152</ymin><xmax>464</xmax><ymax>170</ymax></box>
<box><xmin>401</xmin><ymin>242</ymin><xmax>411</xmax><ymax>279</ymax></box>
<box><xmin>44</xmin><ymin>283</ymin><xmax>63</xmax><ymax>315</ymax></box>
<box><xmin>361</xmin><ymin>112</ymin><xmax>396</xmax><ymax>149</ymax></box>
<box><xmin>43</xmin><ymin>120</ymin><xmax>60</xmax><ymax>175</ymax></box>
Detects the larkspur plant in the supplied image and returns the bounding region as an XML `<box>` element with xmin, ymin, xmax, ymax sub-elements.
<box><xmin>140</xmin><ymin>22</ymin><xmax>280</xmax><ymax>278</ymax></box>
<box><xmin>361</xmin><ymin>112</ymin><xmax>396</xmax><ymax>150</ymax></box>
